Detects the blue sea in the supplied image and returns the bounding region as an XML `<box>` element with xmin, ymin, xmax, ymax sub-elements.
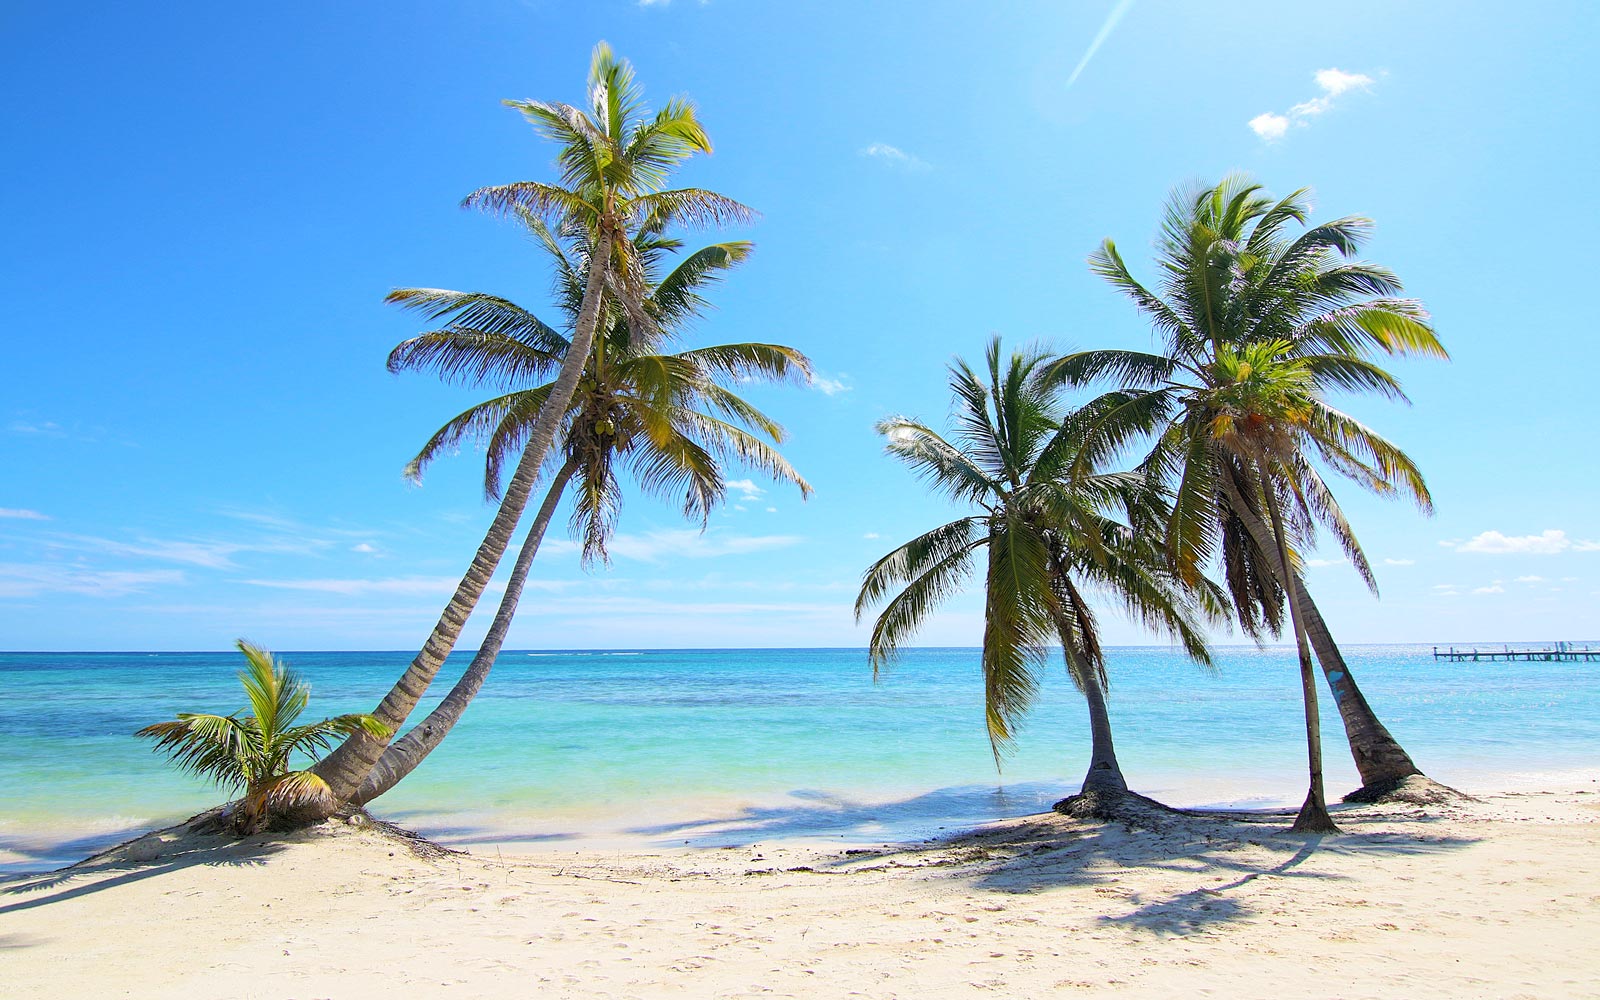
<box><xmin>2</xmin><ymin>645</ymin><xmax>1597</xmax><ymax>872</ymax></box>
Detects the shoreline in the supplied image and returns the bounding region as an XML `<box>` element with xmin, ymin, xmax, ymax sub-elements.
<box><xmin>6</xmin><ymin>762</ymin><xmax>1595</xmax><ymax>878</ymax></box>
<box><xmin>4</xmin><ymin>782</ymin><xmax>1598</xmax><ymax>997</ymax></box>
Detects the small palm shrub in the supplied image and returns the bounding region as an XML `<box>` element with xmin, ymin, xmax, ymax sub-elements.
<box><xmin>136</xmin><ymin>641</ymin><xmax>390</xmax><ymax>834</ymax></box>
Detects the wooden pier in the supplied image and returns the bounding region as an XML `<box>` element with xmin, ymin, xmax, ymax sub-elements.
<box><xmin>1433</xmin><ymin>642</ymin><xmax>1599</xmax><ymax>662</ymax></box>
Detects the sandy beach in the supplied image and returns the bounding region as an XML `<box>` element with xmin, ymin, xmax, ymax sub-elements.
<box><xmin>3</xmin><ymin>785</ymin><xmax>1596</xmax><ymax>999</ymax></box>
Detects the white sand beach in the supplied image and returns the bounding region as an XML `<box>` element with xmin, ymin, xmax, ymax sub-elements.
<box><xmin>3</xmin><ymin>785</ymin><xmax>1597</xmax><ymax>999</ymax></box>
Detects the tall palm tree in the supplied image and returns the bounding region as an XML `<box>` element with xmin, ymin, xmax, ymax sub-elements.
<box><xmin>856</xmin><ymin>339</ymin><xmax>1220</xmax><ymax>812</ymax></box>
<box><xmin>1052</xmin><ymin>177</ymin><xmax>1450</xmax><ymax>820</ymax></box>
<box><xmin>314</xmin><ymin>43</ymin><xmax>753</xmax><ymax>806</ymax></box>
<box><xmin>350</xmin><ymin>217</ymin><xmax>811</xmax><ymax>805</ymax></box>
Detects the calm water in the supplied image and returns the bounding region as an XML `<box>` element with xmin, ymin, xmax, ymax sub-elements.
<box><xmin>2</xmin><ymin>645</ymin><xmax>1596</xmax><ymax>871</ymax></box>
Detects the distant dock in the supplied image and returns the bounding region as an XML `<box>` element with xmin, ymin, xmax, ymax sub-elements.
<box><xmin>1433</xmin><ymin>642</ymin><xmax>1599</xmax><ymax>662</ymax></box>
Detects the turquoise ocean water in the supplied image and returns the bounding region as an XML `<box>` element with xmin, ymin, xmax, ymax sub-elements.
<box><xmin>2</xmin><ymin>645</ymin><xmax>1597</xmax><ymax>871</ymax></box>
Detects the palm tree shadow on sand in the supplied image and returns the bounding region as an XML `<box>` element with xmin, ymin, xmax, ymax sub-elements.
<box><xmin>0</xmin><ymin>813</ymin><xmax>287</xmax><ymax>916</ymax></box>
<box><xmin>814</xmin><ymin>800</ymin><xmax>1478</xmax><ymax>935</ymax></box>
<box><xmin>626</xmin><ymin>781</ymin><xmax>1077</xmax><ymax>847</ymax></box>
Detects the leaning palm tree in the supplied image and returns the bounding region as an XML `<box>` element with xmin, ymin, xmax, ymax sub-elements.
<box><xmin>349</xmin><ymin>216</ymin><xmax>811</xmax><ymax>805</ymax></box>
<box><xmin>136</xmin><ymin>641</ymin><xmax>389</xmax><ymax>834</ymax></box>
<box><xmin>857</xmin><ymin>339</ymin><xmax>1220</xmax><ymax>816</ymax></box>
<box><xmin>1052</xmin><ymin>176</ymin><xmax>1452</xmax><ymax>817</ymax></box>
<box><xmin>313</xmin><ymin>43</ymin><xmax>753</xmax><ymax>807</ymax></box>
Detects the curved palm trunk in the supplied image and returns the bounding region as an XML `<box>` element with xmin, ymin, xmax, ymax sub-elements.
<box><xmin>1297</xmin><ymin>593</ymin><xmax>1421</xmax><ymax>790</ymax></box>
<box><xmin>1217</xmin><ymin>472</ymin><xmax>1424</xmax><ymax>790</ymax></box>
<box><xmin>1264</xmin><ymin>482</ymin><xmax>1339</xmax><ymax>834</ymax></box>
<box><xmin>312</xmin><ymin>228</ymin><xmax>615</xmax><ymax>809</ymax></box>
<box><xmin>352</xmin><ymin>460</ymin><xmax>578</xmax><ymax>806</ymax></box>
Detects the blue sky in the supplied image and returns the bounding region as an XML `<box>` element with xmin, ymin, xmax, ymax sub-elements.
<box><xmin>2</xmin><ymin>0</ymin><xmax>1596</xmax><ymax>650</ymax></box>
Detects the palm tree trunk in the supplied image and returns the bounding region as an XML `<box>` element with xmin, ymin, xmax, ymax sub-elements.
<box><xmin>1263</xmin><ymin>481</ymin><xmax>1339</xmax><ymax>834</ymax></box>
<box><xmin>352</xmin><ymin>460</ymin><xmax>578</xmax><ymax>807</ymax></box>
<box><xmin>1217</xmin><ymin>470</ymin><xmax>1424</xmax><ymax>791</ymax></box>
<box><xmin>1076</xmin><ymin>663</ymin><xmax>1128</xmax><ymax>793</ymax></box>
<box><xmin>311</xmin><ymin>227</ymin><xmax>616</xmax><ymax>809</ymax></box>
<box><xmin>1297</xmin><ymin>592</ymin><xmax>1421</xmax><ymax>791</ymax></box>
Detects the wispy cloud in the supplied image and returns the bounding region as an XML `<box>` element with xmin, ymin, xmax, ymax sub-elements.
<box><xmin>1306</xmin><ymin>557</ymin><xmax>1346</xmax><ymax>568</ymax></box>
<box><xmin>1472</xmin><ymin>583</ymin><xmax>1505</xmax><ymax>595</ymax></box>
<box><xmin>0</xmin><ymin>508</ymin><xmax>49</xmax><ymax>521</ymax></box>
<box><xmin>1455</xmin><ymin>529</ymin><xmax>1596</xmax><ymax>555</ymax></box>
<box><xmin>45</xmin><ymin>531</ymin><xmax>328</xmax><ymax>569</ymax></box>
<box><xmin>860</xmin><ymin>143</ymin><xmax>930</xmax><ymax>171</ymax></box>
<box><xmin>7</xmin><ymin>420</ymin><xmax>66</xmax><ymax>438</ymax></box>
<box><xmin>725</xmin><ymin>479</ymin><xmax>767</xmax><ymax>502</ymax></box>
<box><xmin>0</xmin><ymin>563</ymin><xmax>185</xmax><ymax>598</ymax></box>
<box><xmin>1250</xmin><ymin>67</ymin><xmax>1375</xmax><ymax>141</ymax></box>
<box><xmin>240</xmin><ymin>575</ymin><xmax>533</xmax><ymax>597</ymax></box>
<box><xmin>1383</xmin><ymin>557</ymin><xmax>1416</xmax><ymax>566</ymax></box>
<box><xmin>572</xmin><ymin>529</ymin><xmax>805</xmax><ymax>564</ymax></box>
<box><xmin>1066</xmin><ymin>0</ymin><xmax>1136</xmax><ymax>88</ymax></box>
<box><xmin>351</xmin><ymin>542</ymin><xmax>379</xmax><ymax>555</ymax></box>
<box><xmin>1515</xmin><ymin>575</ymin><xmax>1544</xmax><ymax>583</ymax></box>
<box><xmin>812</xmin><ymin>373</ymin><xmax>852</xmax><ymax>396</ymax></box>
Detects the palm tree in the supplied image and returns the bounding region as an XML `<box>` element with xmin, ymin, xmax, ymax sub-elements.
<box><xmin>313</xmin><ymin>43</ymin><xmax>753</xmax><ymax>806</ymax></box>
<box><xmin>856</xmin><ymin>339</ymin><xmax>1219</xmax><ymax>814</ymax></box>
<box><xmin>1052</xmin><ymin>177</ymin><xmax>1451</xmax><ymax>821</ymax></box>
<box><xmin>349</xmin><ymin>216</ymin><xmax>811</xmax><ymax>805</ymax></box>
<box><xmin>136</xmin><ymin>641</ymin><xmax>389</xmax><ymax>834</ymax></box>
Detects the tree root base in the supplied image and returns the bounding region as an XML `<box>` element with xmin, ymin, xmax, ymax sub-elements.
<box><xmin>1289</xmin><ymin>798</ymin><xmax>1341</xmax><ymax>834</ymax></box>
<box><xmin>1342</xmin><ymin>773</ymin><xmax>1474</xmax><ymax>806</ymax></box>
<box><xmin>1052</xmin><ymin>788</ymin><xmax>1183</xmax><ymax>830</ymax></box>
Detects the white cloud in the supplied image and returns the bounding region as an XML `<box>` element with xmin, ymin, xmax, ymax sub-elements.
<box><xmin>351</xmin><ymin>542</ymin><xmax>379</xmax><ymax>554</ymax></box>
<box><xmin>1250</xmin><ymin>67</ymin><xmax>1375</xmax><ymax>142</ymax></box>
<box><xmin>0</xmin><ymin>508</ymin><xmax>49</xmax><ymax>520</ymax></box>
<box><xmin>725</xmin><ymin>479</ymin><xmax>767</xmax><ymax>501</ymax></box>
<box><xmin>1456</xmin><ymin>529</ymin><xmax>1575</xmax><ymax>555</ymax></box>
<box><xmin>1315</xmin><ymin>68</ymin><xmax>1374</xmax><ymax>96</ymax></box>
<box><xmin>1305</xmin><ymin>557</ymin><xmax>1346</xmax><ymax>568</ymax></box>
<box><xmin>1472</xmin><ymin>584</ymin><xmax>1505</xmax><ymax>595</ymax></box>
<box><xmin>863</xmin><ymin>532</ymin><xmax>880</xmax><ymax>540</ymax></box>
<box><xmin>766</xmin><ymin>507</ymin><xmax>778</xmax><ymax>514</ymax></box>
<box><xmin>1383</xmin><ymin>558</ymin><xmax>1415</xmax><ymax>566</ymax></box>
<box><xmin>1515</xmin><ymin>575</ymin><xmax>1544</xmax><ymax>583</ymax></box>
<box><xmin>1578</xmin><ymin>540</ymin><xmax>1600</xmax><ymax>552</ymax></box>
<box><xmin>1248</xmin><ymin>113</ymin><xmax>1291</xmax><ymax>140</ymax></box>
<box><xmin>8</xmin><ymin>420</ymin><xmax>65</xmax><ymax>437</ymax></box>
<box><xmin>813</xmin><ymin>374</ymin><xmax>852</xmax><ymax>396</ymax></box>
<box><xmin>860</xmin><ymin>143</ymin><xmax>930</xmax><ymax>171</ymax></box>
<box><xmin>0</xmin><ymin>563</ymin><xmax>185</xmax><ymax>598</ymax></box>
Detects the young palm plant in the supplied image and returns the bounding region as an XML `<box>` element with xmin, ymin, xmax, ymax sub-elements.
<box><xmin>136</xmin><ymin>641</ymin><xmax>389</xmax><ymax>834</ymax></box>
<box><xmin>1052</xmin><ymin>176</ymin><xmax>1454</xmax><ymax>811</ymax></box>
<box><xmin>348</xmin><ymin>214</ymin><xmax>811</xmax><ymax>805</ymax></box>
<box><xmin>856</xmin><ymin>339</ymin><xmax>1221</xmax><ymax>817</ymax></box>
<box><xmin>313</xmin><ymin>42</ymin><xmax>754</xmax><ymax>807</ymax></box>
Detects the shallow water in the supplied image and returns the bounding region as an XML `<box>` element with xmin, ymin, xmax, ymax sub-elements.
<box><xmin>2</xmin><ymin>644</ymin><xmax>1596</xmax><ymax>870</ymax></box>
